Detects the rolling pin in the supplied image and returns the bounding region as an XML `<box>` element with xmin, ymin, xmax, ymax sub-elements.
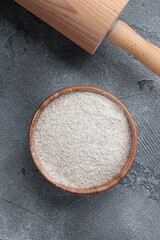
<box><xmin>14</xmin><ymin>0</ymin><xmax>160</xmax><ymax>76</ymax></box>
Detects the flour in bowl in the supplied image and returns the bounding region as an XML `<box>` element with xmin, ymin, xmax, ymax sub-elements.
<box><xmin>33</xmin><ymin>91</ymin><xmax>132</xmax><ymax>188</ymax></box>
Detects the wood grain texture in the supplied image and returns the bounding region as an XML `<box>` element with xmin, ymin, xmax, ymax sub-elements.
<box><xmin>29</xmin><ymin>86</ymin><xmax>137</xmax><ymax>194</ymax></box>
<box><xmin>14</xmin><ymin>0</ymin><xmax>129</xmax><ymax>54</ymax></box>
<box><xmin>108</xmin><ymin>20</ymin><xmax>160</xmax><ymax>77</ymax></box>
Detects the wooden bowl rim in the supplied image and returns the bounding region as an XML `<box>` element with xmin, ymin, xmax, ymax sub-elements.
<box><xmin>29</xmin><ymin>85</ymin><xmax>137</xmax><ymax>194</ymax></box>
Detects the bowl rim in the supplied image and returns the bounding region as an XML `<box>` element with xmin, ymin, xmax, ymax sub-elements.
<box><xmin>29</xmin><ymin>85</ymin><xmax>138</xmax><ymax>194</ymax></box>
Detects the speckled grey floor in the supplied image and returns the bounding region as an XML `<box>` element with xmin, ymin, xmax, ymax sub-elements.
<box><xmin>0</xmin><ymin>0</ymin><xmax>160</xmax><ymax>239</ymax></box>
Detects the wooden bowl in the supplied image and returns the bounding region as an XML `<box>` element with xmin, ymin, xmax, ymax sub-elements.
<box><xmin>29</xmin><ymin>86</ymin><xmax>137</xmax><ymax>194</ymax></box>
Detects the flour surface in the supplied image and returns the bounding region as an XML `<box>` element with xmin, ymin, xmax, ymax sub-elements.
<box><xmin>33</xmin><ymin>91</ymin><xmax>132</xmax><ymax>188</ymax></box>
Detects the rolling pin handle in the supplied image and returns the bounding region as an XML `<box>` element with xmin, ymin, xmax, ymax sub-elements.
<box><xmin>107</xmin><ymin>20</ymin><xmax>160</xmax><ymax>77</ymax></box>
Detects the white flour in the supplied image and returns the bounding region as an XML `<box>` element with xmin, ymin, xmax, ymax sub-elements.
<box><xmin>33</xmin><ymin>91</ymin><xmax>132</xmax><ymax>188</ymax></box>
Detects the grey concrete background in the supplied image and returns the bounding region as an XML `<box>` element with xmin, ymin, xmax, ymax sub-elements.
<box><xmin>0</xmin><ymin>0</ymin><xmax>160</xmax><ymax>239</ymax></box>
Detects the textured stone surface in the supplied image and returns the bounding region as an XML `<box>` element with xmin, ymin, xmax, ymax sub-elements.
<box><xmin>0</xmin><ymin>0</ymin><xmax>160</xmax><ymax>239</ymax></box>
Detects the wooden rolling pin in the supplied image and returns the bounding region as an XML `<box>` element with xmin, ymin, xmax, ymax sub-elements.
<box><xmin>14</xmin><ymin>0</ymin><xmax>160</xmax><ymax>76</ymax></box>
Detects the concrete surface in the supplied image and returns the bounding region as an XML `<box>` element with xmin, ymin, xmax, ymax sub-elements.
<box><xmin>0</xmin><ymin>0</ymin><xmax>160</xmax><ymax>239</ymax></box>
